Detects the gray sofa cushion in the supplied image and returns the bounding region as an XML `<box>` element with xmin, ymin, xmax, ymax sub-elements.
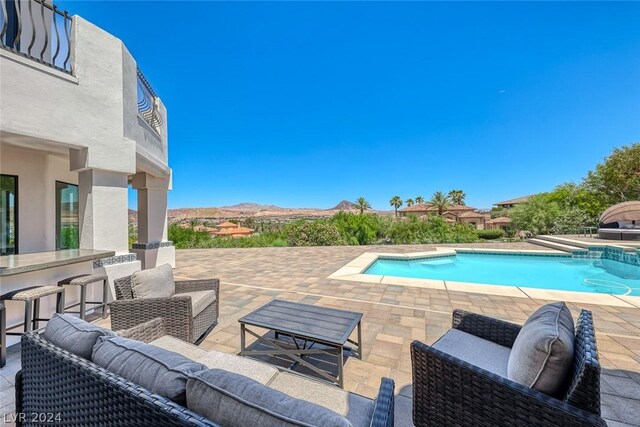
<box><xmin>186</xmin><ymin>369</ymin><xmax>352</xmax><ymax>427</ymax></box>
<box><xmin>42</xmin><ymin>313</ymin><xmax>115</xmax><ymax>360</ymax></box>
<box><xmin>195</xmin><ymin>350</ymin><xmax>279</xmax><ymax>384</ymax></box>
<box><xmin>92</xmin><ymin>336</ymin><xmax>206</xmax><ymax>405</ymax></box>
<box><xmin>268</xmin><ymin>372</ymin><xmax>374</xmax><ymax>427</ymax></box>
<box><xmin>174</xmin><ymin>290</ymin><xmax>216</xmax><ymax>316</ymax></box>
<box><xmin>508</xmin><ymin>302</ymin><xmax>575</xmax><ymax>396</ymax></box>
<box><xmin>432</xmin><ymin>328</ymin><xmax>511</xmax><ymax>378</ymax></box>
<box><xmin>131</xmin><ymin>263</ymin><xmax>175</xmax><ymax>299</ymax></box>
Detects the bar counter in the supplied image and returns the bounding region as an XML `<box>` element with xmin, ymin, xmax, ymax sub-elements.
<box><xmin>1</xmin><ymin>249</ymin><xmax>115</xmax><ymax>276</ymax></box>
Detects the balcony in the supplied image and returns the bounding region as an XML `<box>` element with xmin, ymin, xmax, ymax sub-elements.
<box><xmin>0</xmin><ymin>0</ymin><xmax>72</xmax><ymax>74</ymax></box>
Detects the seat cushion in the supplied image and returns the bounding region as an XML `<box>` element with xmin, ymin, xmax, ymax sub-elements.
<box><xmin>43</xmin><ymin>313</ymin><xmax>115</xmax><ymax>360</ymax></box>
<box><xmin>149</xmin><ymin>335</ymin><xmax>208</xmax><ymax>361</ymax></box>
<box><xmin>432</xmin><ymin>328</ymin><xmax>511</xmax><ymax>378</ymax></box>
<box><xmin>269</xmin><ymin>372</ymin><xmax>375</xmax><ymax>427</ymax></box>
<box><xmin>195</xmin><ymin>350</ymin><xmax>278</xmax><ymax>384</ymax></box>
<box><xmin>186</xmin><ymin>369</ymin><xmax>352</xmax><ymax>427</ymax></box>
<box><xmin>92</xmin><ymin>336</ymin><xmax>206</xmax><ymax>405</ymax></box>
<box><xmin>508</xmin><ymin>301</ymin><xmax>575</xmax><ymax>396</ymax></box>
<box><xmin>174</xmin><ymin>290</ymin><xmax>216</xmax><ymax>317</ymax></box>
<box><xmin>131</xmin><ymin>263</ymin><xmax>175</xmax><ymax>299</ymax></box>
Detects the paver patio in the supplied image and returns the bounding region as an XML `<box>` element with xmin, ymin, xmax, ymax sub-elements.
<box><xmin>173</xmin><ymin>243</ymin><xmax>640</xmax><ymax>427</ymax></box>
<box><xmin>1</xmin><ymin>242</ymin><xmax>639</xmax><ymax>426</ymax></box>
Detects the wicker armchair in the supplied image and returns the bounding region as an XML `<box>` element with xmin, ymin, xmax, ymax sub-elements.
<box><xmin>111</xmin><ymin>276</ymin><xmax>219</xmax><ymax>344</ymax></box>
<box><xmin>411</xmin><ymin>309</ymin><xmax>607</xmax><ymax>427</ymax></box>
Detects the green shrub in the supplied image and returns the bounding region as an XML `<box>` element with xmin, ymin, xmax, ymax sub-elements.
<box><xmin>476</xmin><ymin>229</ymin><xmax>505</xmax><ymax>240</ymax></box>
<box><xmin>168</xmin><ymin>223</ymin><xmax>214</xmax><ymax>248</ymax></box>
<box><xmin>271</xmin><ymin>238</ymin><xmax>288</xmax><ymax>247</ymax></box>
<box><xmin>330</xmin><ymin>212</ymin><xmax>383</xmax><ymax>245</ymax></box>
<box><xmin>285</xmin><ymin>220</ymin><xmax>345</xmax><ymax>246</ymax></box>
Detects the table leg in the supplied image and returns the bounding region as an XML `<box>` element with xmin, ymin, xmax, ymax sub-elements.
<box><xmin>240</xmin><ymin>323</ymin><xmax>246</xmax><ymax>355</ymax></box>
<box><xmin>357</xmin><ymin>320</ymin><xmax>362</xmax><ymax>360</ymax></box>
<box><xmin>337</xmin><ymin>345</ymin><xmax>344</xmax><ymax>388</ymax></box>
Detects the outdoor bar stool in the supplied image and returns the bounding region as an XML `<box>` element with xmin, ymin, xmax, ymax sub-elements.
<box><xmin>0</xmin><ymin>286</ymin><xmax>65</xmax><ymax>340</ymax></box>
<box><xmin>0</xmin><ymin>302</ymin><xmax>5</xmax><ymax>368</ymax></box>
<box><xmin>58</xmin><ymin>273</ymin><xmax>109</xmax><ymax>320</ymax></box>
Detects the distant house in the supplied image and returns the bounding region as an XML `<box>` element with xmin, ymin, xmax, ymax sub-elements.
<box><xmin>213</xmin><ymin>221</ymin><xmax>254</xmax><ymax>238</ymax></box>
<box><xmin>398</xmin><ymin>204</ymin><xmax>489</xmax><ymax>229</ymax></box>
<box><xmin>487</xmin><ymin>217</ymin><xmax>512</xmax><ymax>231</ymax></box>
<box><xmin>216</xmin><ymin>221</ymin><xmax>239</xmax><ymax>229</ymax></box>
<box><xmin>493</xmin><ymin>195</ymin><xmax>533</xmax><ymax>209</ymax></box>
<box><xmin>399</xmin><ymin>204</ymin><xmax>475</xmax><ymax>217</ymax></box>
<box><xmin>457</xmin><ymin>211</ymin><xmax>490</xmax><ymax>230</ymax></box>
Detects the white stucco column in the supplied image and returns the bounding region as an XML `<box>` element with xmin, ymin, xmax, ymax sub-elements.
<box><xmin>131</xmin><ymin>172</ymin><xmax>175</xmax><ymax>269</ymax></box>
<box><xmin>78</xmin><ymin>169</ymin><xmax>130</xmax><ymax>254</ymax></box>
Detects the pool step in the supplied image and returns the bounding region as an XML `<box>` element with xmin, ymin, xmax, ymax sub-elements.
<box><xmin>527</xmin><ymin>238</ymin><xmax>583</xmax><ymax>253</ymax></box>
<box><xmin>534</xmin><ymin>235</ymin><xmax>592</xmax><ymax>249</ymax></box>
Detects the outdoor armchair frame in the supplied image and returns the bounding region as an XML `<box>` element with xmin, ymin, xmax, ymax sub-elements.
<box><xmin>411</xmin><ymin>309</ymin><xmax>606</xmax><ymax>427</ymax></box>
<box><xmin>111</xmin><ymin>277</ymin><xmax>219</xmax><ymax>344</ymax></box>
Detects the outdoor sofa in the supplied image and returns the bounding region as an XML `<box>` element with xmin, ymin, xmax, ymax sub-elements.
<box><xmin>15</xmin><ymin>315</ymin><xmax>395</xmax><ymax>427</ymax></box>
<box><xmin>411</xmin><ymin>304</ymin><xmax>606</xmax><ymax>427</ymax></box>
<box><xmin>110</xmin><ymin>264</ymin><xmax>219</xmax><ymax>344</ymax></box>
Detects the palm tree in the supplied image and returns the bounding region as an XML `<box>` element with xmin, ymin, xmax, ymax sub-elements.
<box><xmin>405</xmin><ymin>198</ymin><xmax>414</xmax><ymax>207</ymax></box>
<box><xmin>390</xmin><ymin>196</ymin><xmax>403</xmax><ymax>217</ymax></box>
<box><xmin>448</xmin><ymin>190</ymin><xmax>466</xmax><ymax>206</ymax></box>
<box><xmin>355</xmin><ymin>197</ymin><xmax>371</xmax><ymax>215</ymax></box>
<box><xmin>415</xmin><ymin>196</ymin><xmax>425</xmax><ymax>205</ymax></box>
<box><xmin>428</xmin><ymin>191</ymin><xmax>450</xmax><ymax>216</ymax></box>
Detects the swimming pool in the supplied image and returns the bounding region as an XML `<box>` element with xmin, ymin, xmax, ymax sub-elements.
<box><xmin>364</xmin><ymin>253</ymin><xmax>640</xmax><ymax>296</ymax></box>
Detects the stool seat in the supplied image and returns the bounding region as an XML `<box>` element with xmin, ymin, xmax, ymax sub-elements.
<box><xmin>1</xmin><ymin>286</ymin><xmax>65</xmax><ymax>302</ymax></box>
<box><xmin>57</xmin><ymin>274</ymin><xmax>110</xmax><ymax>320</ymax></box>
<box><xmin>58</xmin><ymin>274</ymin><xmax>108</xmax><ymax>287</ymax></box>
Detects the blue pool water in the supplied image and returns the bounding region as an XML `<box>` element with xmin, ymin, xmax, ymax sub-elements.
<box><xmin>364</xmin><ymin>253</ymin><xmax>640</xmax><ymax>296</ymax></box>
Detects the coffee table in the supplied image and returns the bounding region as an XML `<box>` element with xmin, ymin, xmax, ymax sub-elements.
<box><xmin>238</xmin><ymin>299</ymin><xmax>363</xmax><ymax>388</ymax></box>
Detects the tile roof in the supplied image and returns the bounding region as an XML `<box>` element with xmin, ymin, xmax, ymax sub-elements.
<box><xmin>217</xmin><ymin>221</ymin><xmax>239</xmax><ymax>228</ymax></box>
<box><xmin>487</xmin><ymin>216</ymin><xmax>512</xmax><ymax>224</ymax></box>
<box><xmin>400</xmin><ymin>204</ymin><xmax>475</xmax><ymax>212</ymax></box>
<box><xmin>457</xmin><ymin>211</ymin><xmax>486</xmax><ymax>218</ymax></box>
<box><xmin>214</xmin><ymin>226</ymin><xmax>254</xmax><ymax>236</ymax></box>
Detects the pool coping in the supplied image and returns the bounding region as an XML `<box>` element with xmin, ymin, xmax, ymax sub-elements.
<box><xmin>327</xmin><ymin>248</ymin><xmax>640</xmax><ymax>308</ymax></box>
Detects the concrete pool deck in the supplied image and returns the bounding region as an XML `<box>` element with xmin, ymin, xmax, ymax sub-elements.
<box><xmin>329</xmin><ymin>248</ymin><xmax>640</xmax><ymax>307</ymax></box>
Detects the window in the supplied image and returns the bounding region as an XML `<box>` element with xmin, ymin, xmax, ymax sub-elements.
<box><xmin>0</xmin><ymin>175</ymin><xmax>18</xmax><ymax>255</ymax></box>
<box><xmin>56</xmin><ymin>181</ymin><xmax>79</xmax><ymax>250</ymax></box>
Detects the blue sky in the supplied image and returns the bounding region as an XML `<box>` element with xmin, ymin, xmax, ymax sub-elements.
<box><xmin>58</xmin><ymin>1</ymin><xmax>640</xmax><ymax>210</ymax></box>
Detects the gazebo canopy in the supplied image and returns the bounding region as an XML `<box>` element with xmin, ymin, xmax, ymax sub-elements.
<box><xmin>599</xmin><ymin>201</ymin><xmax>640</xmax><ymax>224</ymax></box>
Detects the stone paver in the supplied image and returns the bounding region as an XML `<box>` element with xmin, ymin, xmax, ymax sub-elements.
<box><xmin>1</xmin><ymin>242</ymin><xmax>639</xmax><ymax>426</ymax></box>
<box><xmin>173</xmin><ymin>243</ymin><xmax>640</xmax><ymax>426</ymax></box>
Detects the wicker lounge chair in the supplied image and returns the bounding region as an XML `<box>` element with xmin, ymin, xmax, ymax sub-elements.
<box><xmin>411</xmin><ymin>309</ymin><xmax>606</xmax><ymax>427</ymax></box>
<box><xmin>110</xmin><ymin>276</ymin><xmax>219</xmax><ymax>344</ymax></box>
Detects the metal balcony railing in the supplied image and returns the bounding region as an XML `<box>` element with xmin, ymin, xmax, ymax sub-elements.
<box><xmin>0</xmin><ymin>0</ymin><xmax>72</xmax><ymax>74</ymax></box>
<box><xmin>137</xmin><ymin>68</ymin><xmax>163</xmax><ymax>134</ymax></box>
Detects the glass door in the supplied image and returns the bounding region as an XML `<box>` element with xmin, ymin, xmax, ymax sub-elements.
<box><xmin>56</xmin><ymin>181</ymin><xmax>79</xmax><ymax>250</ymax></box>
<box><xmin>0</xmin><ymin>175</ymin><xmax>18</xmax><ymax>255</ymax></box>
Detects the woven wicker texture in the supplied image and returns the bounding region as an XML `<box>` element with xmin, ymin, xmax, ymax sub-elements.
<box><xmin>111</xmin><ymin>277</ymin><xmax>219</xmax><ymax>343</ymax></box>
<box><xmin>1</xmin><ymin>286</ymin><xmax>64</xmax><ymax>302</ymax></box>
<box><xmin>58</xmin><ymin>274</ymin><xmax>107</xmax><ymax>287</ymax></box>
<box><xmin>116</xmin><ymin>318</ymin><xmax>167</xmax><ymax>343</ymax></box>
<box><xmin>411</xmin><ymin>309</ymin><xmax>607</xmax><ymax>427</ymax></box>
<box><xmin>18</xmin><ymin>332</ymin><xmax>218</xmax><ymax>426</ymax></box>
